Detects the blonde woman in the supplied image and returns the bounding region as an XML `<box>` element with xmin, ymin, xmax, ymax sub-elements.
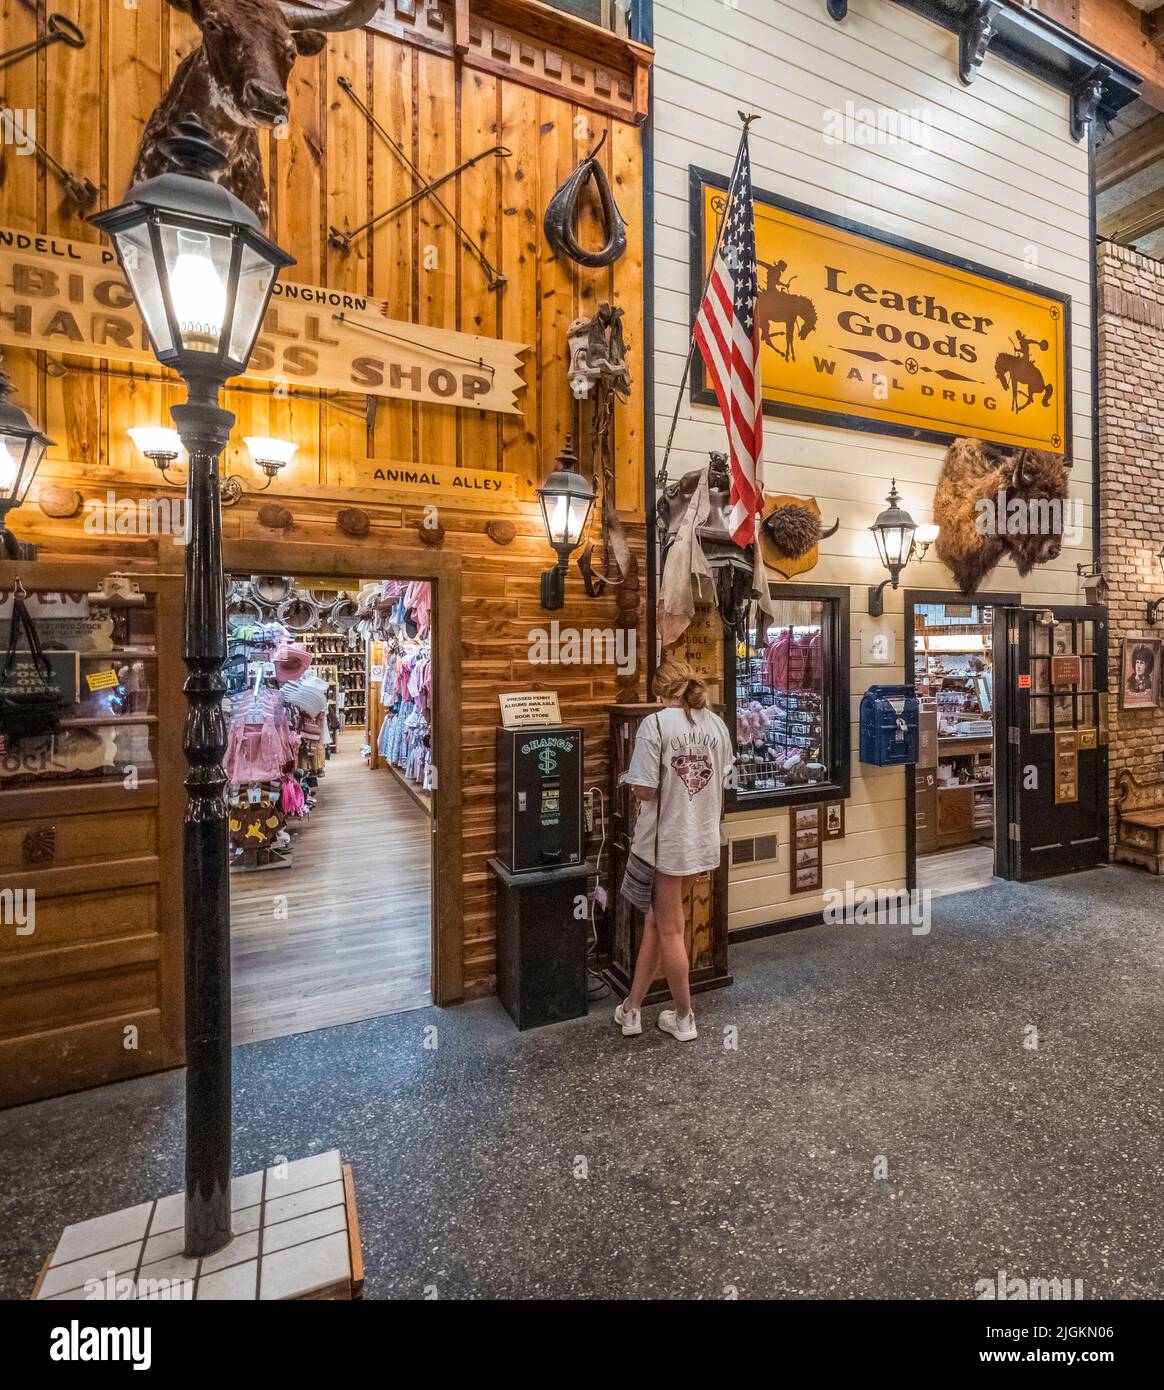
<box><xmin>615</xmin><ymin>660</ymin><xmax>733</xmax><ymax>1041</ymax></box>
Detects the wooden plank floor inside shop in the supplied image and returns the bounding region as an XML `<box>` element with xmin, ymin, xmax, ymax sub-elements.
<box><xmin>230</xmin><ymin>731</ymin><xmax>432</xmax><ymax>1045</ymax></box>
<box><xmin>918</xmin><ymin>845</ymin><xmax>995</xmax><ymax>899</ymax></box>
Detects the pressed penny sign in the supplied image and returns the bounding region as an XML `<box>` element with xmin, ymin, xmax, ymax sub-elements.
<box><xmin>499</xmin><ymin>691</ymin><xmax>563</xmax><ymax>729</ymax></box>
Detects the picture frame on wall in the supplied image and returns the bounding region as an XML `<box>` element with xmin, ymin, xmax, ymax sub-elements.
<box><xmin>790</xmin><ymin>804</ymin><xmax>823</xmax><ymax>894</ymax></box>
<box><xmin>1119</xmin><ymin>638</ymin><xmax>1161</xmax><ymax>710</ymax></box>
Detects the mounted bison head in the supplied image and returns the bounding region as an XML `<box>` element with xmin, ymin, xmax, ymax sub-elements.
<box><xmin>933</xmin><ymin>438</ymin><xmax>1070</xmax><ymax>596</ymax></box>
<box><xmin>131</xmin><ymin>0</ymin><xmax>381</xmax><ymax>227</ymax></box>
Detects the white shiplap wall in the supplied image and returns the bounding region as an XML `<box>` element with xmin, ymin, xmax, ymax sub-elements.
<box><xmin>651</xmin><ymin>0</ymin><xmax>1095</xmax><ymax>930</ymax></box>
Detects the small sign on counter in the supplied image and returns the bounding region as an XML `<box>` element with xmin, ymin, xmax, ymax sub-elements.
<box><xmin>499</xmin><ymin>690</ymin><xmax>563</xmax><ymax>729</ymax></box>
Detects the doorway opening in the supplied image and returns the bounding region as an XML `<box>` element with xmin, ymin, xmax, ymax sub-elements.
<box><xmin>224</xmin><ymin>571</ymin><xmax>434</xmax><ymax>1044</ymax></box>
<box><xmin>906</xmin><ymin>590</ymin><xmax>1016</xmax><ymax>899</ymax></box>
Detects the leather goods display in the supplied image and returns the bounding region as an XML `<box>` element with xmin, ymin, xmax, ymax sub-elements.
<box><xmin>0</xmin><ymin>588</ymin><xmax>65</xmax><ymax>742</ymax></box>
<box><xmin>543</xmin><ymin>131</ymin><xmax>627</xmax><ymax>269</ymax></box>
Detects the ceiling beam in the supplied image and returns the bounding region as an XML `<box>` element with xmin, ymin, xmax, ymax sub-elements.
<box><xmin>1075</xmin><ymin>0</ymin><xmax>1164</xmax><ymax>109</ymax></box>
<box><xmin>1099</xmin><ymin>181</ymin><xmax>1164</xmax><ymax>239</ymax></box>
<box><xmin>1096</xmin><ymin>109</ymin><xmax>1164</xmax><ymax>188</ymax></box>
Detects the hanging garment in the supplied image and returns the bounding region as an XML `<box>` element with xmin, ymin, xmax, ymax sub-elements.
<box><xmin>223</xmin><ymin>687</ymin><xmax>299</xmax><ymax>784</ymax></box>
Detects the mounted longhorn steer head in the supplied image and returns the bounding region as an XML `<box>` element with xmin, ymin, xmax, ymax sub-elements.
<box><xmin>130</xmin><ymin>0</ymin><xmax>381</xmax><ymax>228</ymax></box>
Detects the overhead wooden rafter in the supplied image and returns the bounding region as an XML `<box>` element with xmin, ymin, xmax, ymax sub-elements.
<box><xmin>1074</xmin><ymin>0</ymin><xmax>1164</xmax><ymax>109</ymax></box>
<box><xmin>1099</xmin><ymin>182</ymin><xmax>1164</xmax><ymax>239</ymax></box>
<box><xmin>1096</xmin><ymin>109</ymin><xmax>1164</xmax><ymax>189</ymax></box>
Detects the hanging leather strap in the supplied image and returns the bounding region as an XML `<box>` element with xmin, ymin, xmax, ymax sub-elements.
<box><xmin>3</xmin><ymin>593</ymin><xmax>55</xmax><ymax>687</ymax></box>
<box><xmin>543</xmin><ymin>131</ymin><xmax>627</xmax><ymax>269</ymax></box>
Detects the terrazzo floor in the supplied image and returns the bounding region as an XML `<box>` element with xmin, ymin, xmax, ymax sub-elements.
<box><xmin>2</xmin><ymin>864</ymin><xmax>1162</xmax><ymax>1300</ymax></box>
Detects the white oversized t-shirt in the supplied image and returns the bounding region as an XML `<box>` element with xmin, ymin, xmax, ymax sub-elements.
<box><xmin>623</xmin><ymin>706</ymin><xmax>734</xmax><ymax>875</ymax></box>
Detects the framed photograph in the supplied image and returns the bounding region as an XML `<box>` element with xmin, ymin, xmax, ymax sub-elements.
<box><xmin>824</xmin><ymin>800</ymin><xmax>845</xmax><ymax>840</ymax></box>
<box><xmin>791</xmin><ymin>803</ymin><xmax>823</xmax><ymax>893</ymax></box>
<box><xmin>1120</xmin><ymin>638</ymin><xmax>1161</xmax><ymax>710</ymax></box>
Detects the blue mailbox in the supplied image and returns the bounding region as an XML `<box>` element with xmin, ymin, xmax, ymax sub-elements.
<box><xmin>859</xmin><ymin>684</ymin><xmax>920</xmax><ymax>766</ymax></box>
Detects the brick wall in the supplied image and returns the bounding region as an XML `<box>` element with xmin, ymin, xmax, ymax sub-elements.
<box><xmin>1097</xmin><ymin>240</ymin><xmax>1164</xmax><ymax>846</ymax></box>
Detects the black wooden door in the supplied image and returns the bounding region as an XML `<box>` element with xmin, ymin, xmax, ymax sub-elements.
<box><xmin>995</xmin><ymin>605</ymin><xmax>1108</xmax><ymax>881</ymax></box>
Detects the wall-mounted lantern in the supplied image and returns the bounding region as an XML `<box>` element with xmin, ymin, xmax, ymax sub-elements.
<box><xmin>0</xmin><ymin>357</ymin><xmax>53</xmax><ymax>559</ymax></box>
<box><xmin>128</xmin><ymin>426</ymin><xmax>183</xmax><ymax>482</ymax></box>
<box><xmin>537</xmin><ymin>437</ymin><xmax>595</xmax><ymax>610</ymax></box>
<box><xmin>868</xmin><ymin>481</ymin><xmax>938</xmax><ymax>618</ymax></box>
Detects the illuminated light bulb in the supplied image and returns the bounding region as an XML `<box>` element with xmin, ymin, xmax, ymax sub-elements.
<box><xmin>547</xmin><ymin>494</ymin><xmax>569</xmax><ymax>545</ymax></box>
<box><xmin>171</xmin><ymin>230</ymin><xmax>227</xmax><ymax>351</ymax></box>
<box><xmin>0</xmin><ymin>439</ymin><xmax>16</xmax><ymax>491</ymax></box>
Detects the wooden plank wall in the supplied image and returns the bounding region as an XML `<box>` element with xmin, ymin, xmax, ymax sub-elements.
<box><xmin>0</xmin><ymin>1</ymin><xmax>647</xmax><ymax>997</ymax></box>
<box><xmin>652</xmin><ymin>0</ymin><xmax>1096</xmax><ymax>932</ymax></box>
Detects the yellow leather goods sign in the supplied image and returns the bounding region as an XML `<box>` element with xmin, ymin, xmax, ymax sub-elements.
<box><xmin>0</xmin><ymin>227</ymin><xmax>528</xmax><ymax>415</ymax></box>
<box><xmin>692</xmin><ymin>171</ymin><xmax>1069</xmax><ymax>454</ymax></box>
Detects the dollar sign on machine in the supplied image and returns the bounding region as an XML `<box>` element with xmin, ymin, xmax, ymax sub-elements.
<box><xmin>538</xmin><ymin>747</ymin><xmax>558</xmax><ymax>775</ymax></box>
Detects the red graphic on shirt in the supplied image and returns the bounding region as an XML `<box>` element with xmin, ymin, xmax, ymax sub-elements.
<box><xmin>671</xmin><ymin>749</ymin><xmax>713</xmax><ymax>800</ymax></box>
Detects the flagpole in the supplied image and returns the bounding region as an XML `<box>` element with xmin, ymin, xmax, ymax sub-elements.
<box><xmin>656</xmin><ymin>111</ymin><xmax>760</xmax><ymax>493</ymax></box>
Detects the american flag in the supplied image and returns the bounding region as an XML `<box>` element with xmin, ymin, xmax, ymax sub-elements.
<box><xmin>693</xmin><ymin>129</ymin><xmax>763</xmax><ymax>548</ymax></box>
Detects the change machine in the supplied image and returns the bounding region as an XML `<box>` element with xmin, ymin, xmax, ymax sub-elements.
<box><xmin>491</xmin><ymin>724</ymin><xmax>588</xmax><ymax>1029</ymax></box>
<box><xmin>495</xmin><ymin>725</ymin><xmax>584</xmax><ymax>872</ymax></box>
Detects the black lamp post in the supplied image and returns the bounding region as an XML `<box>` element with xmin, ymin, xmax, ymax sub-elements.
<box><xmin>537</xmin><ymin>438</ymin><xmax>595</xmax><ymax>610</ymax></box>
<box><xmin>92</xmin><ymin>117</ymin><xmax>293</xmax><ymax>1259</ymax></box>
<box><xmin>0</xmin><ymin>357</ymin><xmax>53</xmax><ymax>560</ymax></box>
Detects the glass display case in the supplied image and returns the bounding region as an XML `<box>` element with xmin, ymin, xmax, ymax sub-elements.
<box><xmin>725</xmin><ymin>584</ymin><xmax>850</xmax><ymax>810</ymax></box>
<box><xmin>0</xmin><ymin>583</ymin><xmax>158</xmax><ymax>786</ymax></box>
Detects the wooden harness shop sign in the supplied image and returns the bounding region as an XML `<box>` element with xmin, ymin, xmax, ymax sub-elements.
<box><xmin>690</xmin><ymin>170</ymin><xmax>1070</xmax><ymax>454</ymax></box>
<box><xmin>0</xmin><ymin>228</ymin><xmax>527</xmax><ymax>415</ymax></box>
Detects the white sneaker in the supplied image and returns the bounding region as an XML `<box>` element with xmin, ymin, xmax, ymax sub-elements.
<box><xmin>657</xmin><ymin>1009</ymin><xmax>697</xmax><ymax>1042</ymax></box>
<box><xmin>614</xmin><ymin>1002</ymin><xmax>642</xmax><ymax>1036</ymax></box>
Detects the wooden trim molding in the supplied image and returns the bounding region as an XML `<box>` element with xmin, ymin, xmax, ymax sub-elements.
<box><xmin>295</xmin><ymin>0</ymin><xmax>653</xmax><ymax>122</ymax></box>
<box><xmin>222</xmin><ymin>537</ymin><xmax>466</xmax><ymax>1006</ymax></box>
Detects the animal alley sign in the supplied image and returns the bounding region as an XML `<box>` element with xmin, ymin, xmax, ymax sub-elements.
<box><xmin>0</xmin><ymin>228</ymin><xmax>527</xmax><ymax>415</ymax></box>
<box><xmin>691</xmin><ymin>171</ymin><xmax>1069</xmax><ymax>454</ymax></box>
